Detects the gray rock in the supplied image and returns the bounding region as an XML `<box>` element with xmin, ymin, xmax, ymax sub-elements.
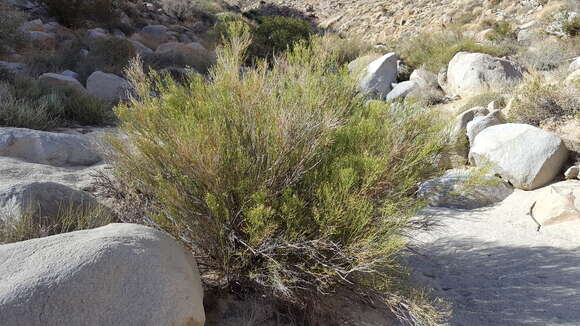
<box><xmin>570</xmin><ymin>57</ymin><xmax>580</xmax><ymax>73</ymax></box>
<box><xmin>469</xmin><ymin>123</ymin><xmax>569</xmax><ymax>190</ymax></box>
<box><xmin>0</xmin><ymin>127</ymin><xmax>101</xmax><ymax>167</ymax></box>
<box><xmin>410</xmin><ymin>68</ymin><xmax>439</xmax><ymax>89</ymax></box>
<box><xmin>386</xmin><ymin>80</ymin><xmax>417</xmax><ymax>101</ymax></box>
<box><xmin>446</xmin><ymin>52</ymin><xmax>523</xmax><ymax>96</ymax></box>
<box><xmin>418</xmin><ymin>168</ymin><xmax>513</xmax><ymax>209</ymax></box>
<box><xmin>29</xmin><ymin>31</ymin><xmax>57</xmax><ymax>49</ymax></box>
<box><xmin>466</xmin><ymin>110</ymin><xmax>505</xmax><ymax>145</ymax></box>
<box><xmin>452</xmin><ymin>106</ymin><xmax>490</xmax><ymax>136</ymax></box>
<box><xmin>38</xmin><ymin>73</ymin><xmax>86</xmax><ymax>94</ymax></box>
<box><xmin>0</xmin><ymin>61</ymin><xmax>26</xmax><ymax>75</ymax></box>
<box><xmin>61</xmin><ymin>69</ymin><xmax>79</xmax><ymax>80</ymax></box>
<box><xmin>565</xmin><ymin>166</ymin><xmax>579</xmax><ymax>180</ymax></box>
<box><xmin>0</xmin><ymin>223</ymin><xmax>205</xmax><ymax>326</ymax></box>
<box><xmin>129</xmin><ymin>39</ymin><xmax>153</xmax><ymax>55</ymax></box>
<box><xmin>358</xmin><ymin>52</ymin><xmax>398</xmax><ymax>97</ymax></box>
<box><xmin>0</xmin><ymin>181</ymin><xmax>103</xmax><ymax>222</ymax></box>
<box><xmin>86</xmin><ymin>71</ymin><xmax>130</xmax><ymax>103</ymax></box>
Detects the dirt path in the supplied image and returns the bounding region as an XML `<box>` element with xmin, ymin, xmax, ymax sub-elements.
<box><xmin>408</xmin><ymin>180</ymin><xmax>580</xmax><ymax>326</ymax></box>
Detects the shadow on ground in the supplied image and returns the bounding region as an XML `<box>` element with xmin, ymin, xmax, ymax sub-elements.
<box><xmin>409</xmin><ymin>238</ymin><xmax>580</xmax><ymax>326</ymax></box>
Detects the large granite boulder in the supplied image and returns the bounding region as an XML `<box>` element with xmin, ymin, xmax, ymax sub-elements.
<box><xmin>86</xmin><ymin>71</ymin><xmax>130</xmax><ymax>103</ymax></box>
<box><xmin>0</xmin><ymin>128</ymin><xmax>101</xmax><ymax>167</ymax></box>
<box><xmin>357</xmin><ymin>52</ymin><xmax>398</xmax><ymax>97</ymax></box>
<box><xmin>445</xmin><ymin>52</ymin><xmax>523</xmax><ymax>96</ymax></box>
<box><xmin>38</xmin><ymin>73</ymin><xmax>86</xmax><ymax>94</ymax></box>
<box><xmin>469</xmin><ymin>123</ymin><xmax>569</xmax><ymax>190</ymax></box>
<box><xmin>0</xmin><ymin>223</ymin><xmax>205</xmax><ymax>326</ymax></box>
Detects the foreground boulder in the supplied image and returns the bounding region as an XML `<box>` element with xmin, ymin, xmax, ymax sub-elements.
<box><xmin>0</xmin><ymin>182</ymin><xmax>102</xmax><ymax>221</ymax></box>
<box><xmin>358</xmin><ymin>53</ymin><xmax>398</xmax><ymax>97</ymax></box>
<box><xmin>386</xmin><ymin>80</ymin><xmax>416</xmax><ymax>101</ymax></box>
<box><xmin>0</xmin><ymin>128</ymin><xmax>101</xmax><ymax>166</ymax></box>
<box><xmin>445</xmin><ymin>52</ymin><xmax>523</xmax><ymax>96</ymax></box>
<box><xmin>532</xmin><ymin>183</ymin><xmax>580</xmax><ymax>227</ymax></box>
<box><xmin>418</xmin><ymin>168</ymin><xmax>513</xmax><ymax>209</ymax></box>
<box><xmin>86</xmin><ymin>71</ymin><xmax>130</xmax><ymax>103</ymax></box>
<box><xmin>0</xmin><ymin>223</ymin><xmax>205</xmax><ymax>326</ymax></box>
<box><xmin>469</xmin><ymin>124</ymin><xmax>569</xmax><ymax>190</ymax></box>
<box><xmin>466</xmin><ymin>110</ymin><xmax>505</xmax><ymax>145</ymax></box>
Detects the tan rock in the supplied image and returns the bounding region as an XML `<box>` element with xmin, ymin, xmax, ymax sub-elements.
<box><xmin>532</xmin><ymin>186</ymin><xmax>580</xmax><ymax>226</ymax></box>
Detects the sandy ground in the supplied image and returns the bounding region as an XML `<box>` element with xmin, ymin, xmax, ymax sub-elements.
<box><xmin>408</xmin><ymin>180</ymin><xmax>580</xmax><ymax>326</ymax></box>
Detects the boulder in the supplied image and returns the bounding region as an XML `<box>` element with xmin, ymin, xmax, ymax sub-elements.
<box><xmin>61</xmin><ymin>69</ymin><xmax>79</xmax><ymax>80</ymax></box>
<box><xmin>0</xmin><ymin>223</ymin><xmax>205</xmax><ymax>326</ymax></box>
<box><xmin>532</xmin><ymin>185</ymin><xmax>580</xmax><ymax>226</ymax></box>
<box><xmin>452</xmin><ymin>106</ymin><xmax>490</xmax><ymax>136</ymax></box>
<box><xmin>86</xmin><ymin>71</ymin><xmax>130</xmax><ymax>103</ymax></box>
<box><xmin>0</xmin><ymin>61</ymin><xmax>26</xmax><ymax>75</ymax></box>
<box><xmin>0</xmin><ymin>181</ymin><xmax>103</xmax><ymax>221</ymax></box>
<box><xmin>38</xmin><ymin>73</ymin><xmax>86</xmax><ymax>94</ymax></box>
<box><xmin>0</xmin><ymin>127</ymin><xmax>101</xmax><ymax>166</ymax></box>
<box><xmin>446</xmin><ymin>52</ymin><xmax>523</xmax><ymax>96</ymax></box>
<box><xmin>418</xmin><ymin>168</ymin><xmax>513</xmax><ymax>209</ymax></box>
<box><xmin>129</xmin><ymin>39</ymin><xmax>153</xmax><ymax>55</ymax></box>
<box><xmin>18</xmin><ymin>19</ymin><xmax>44</xmax><ymax>33</ymax></box>
<box><xmin>466</xmin><ymin>110</ymin><xmax>505</xmax><ymax>145</ymax></box>
<box><xmin>131</xmin><ymin>25</ymin><xmax>174</xmax><ymax>50</ymax></box>
<box><xmin>565</xmin><ymin>69</ymin><xmax>580</xmax><ymax>86</ymax></box>
<box><xmin>469</xmin><ymin>123</ymin><xmax>569</xmax><ymax>190</ymax></box>
<box><xmin>565</xmin><ymin>166</ymin><xmax>579</xmax><ymax>180</ymax></box>
<box><xmin>29</xmin><ymin>31</ymin><xmax>57</xmax><ymax>49</ymax></box>
<box><xmin>86</xmin><ymin>28</ymin><xmax>109</xmax><ymax>42</ymax></box>
<box><xmin>386</xmin><ymin>80</ymin><xmax>417</xmax><ymax>101</ymax></box>
<box><xmin>409</xmin><ymin>68</ymin><xmax>439</xmax><ymax>89</ymax></box>
<box><xmin>358</xmin><ymin>52</ymin><xmax>398</xmax><ymax>97</ymax></box>
<box><xmin>570</xmin><ymin>57</ymin><xmax>580</xmax><ymax>73</ymax></box>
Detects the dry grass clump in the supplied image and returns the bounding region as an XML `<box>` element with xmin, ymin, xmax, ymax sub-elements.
<box><xmin>398</xmin><ymin>32</ymin><xmax>514</xmax><ymax>72</ymax></box>
<box><xmin>509</xmin><ymin>73</ymin><xmax>580</xmax><ymax>126</ymax></box>
<box><xmin>109</xmin><ymin>25</ymin><xmax>449</xmax><ymax>325</ymax></box>
<box><xmin>517</xmin><ymin>38</ymin><xmax>579</xmax><ymax>71</ymax></box>
<box><xmin>0</xmin><ymin>204</ymin><xmax>115</xmax><ymax>244</ymax></box>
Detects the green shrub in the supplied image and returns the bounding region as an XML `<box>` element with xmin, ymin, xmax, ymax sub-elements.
<box><xmin>250</xmin><ymin>16</ymin><xmax>313</xmax><ymax>59</ymax></box>
<box><xmin>0</xmin><ymin>4</ymin><xmax>28</xmax><ymax>56</ymax></box>
<box><xmin>399</xmin><ymin>32</ymin><xmax>513</xmax><ymax>72</ymax></box>
<box><xmin>42</xmin><ymin>0</ymin><xmax>117</xmax><ymax>27</ymax></box>
<box><xmin>159</xmin><ymin>0</ymin><xmax>220</xmax><ymax>22</ymax></box>
<box><xmin>111</xmin><ymin>27</ymin><xmax>448</xmax><ymax>324</ymax></box>
<box><xmin>563</xmin><ymin>15</ymin><xmax>580</xmax><ymax>37</ymax></box>
<box><xmin>510</xmin><ymin>74</ymin><xmax>580</xmax><ymax>125</ymax></box>
<box><xmin>486</xmin><ymin>21</ymin><xmax>516</xmax><ymax>41</ymax></box>
<box><xmin>80</xmin><ymin>37</ymin><xmax>137</xmax><ymax>80</ymax></box>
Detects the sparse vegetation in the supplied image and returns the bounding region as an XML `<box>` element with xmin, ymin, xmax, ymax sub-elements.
<box><xmin>509</xmin><ymin>73</ymin><xmax>580</xmax><ymax>126</ymax></box>
<box><xmin>486</xmin><ymin>21</ymin><xmax>517</xmax><ymax>41</ymax></box>
<box><xmin>0</xmin><ymin>76</ymin><xmax>115</xmax><ymax>130</ymax></box>
<box><xmin>459</xmin><ymin>92</ymin><xmax>507</xmax><ymax>112</ymax></box>
<box><xmin>399</xmin><ymin>32</ymin><xmax>514</xmax><ymax>72</ymax></box>
<box><xmin>159</xmin><ymin>0</ymin><xmax>220</xmax><ymax>22</ymax></box>
<box><xmin>41</xmin><ymin>0</ymin><xmax>118</xmax><ymax>27</ymax></box>
<box><xmin>562</xmin><ymin>14</ymin><xmax>580</xmax><ymax>37</ymax></box>
<box><xmin>0</xmin><ymin>204</ymin><xmax>115</xmax><ymax>244</ymax></box>
<box><xmin>0</xmin><ymin>4</ymin><xmax>28</xmax><ymax>56</ymax></box>
<box><xmin>110</xmin><ymin>25</ymin><xmax>448</xmax><ymax>324</ymax></box>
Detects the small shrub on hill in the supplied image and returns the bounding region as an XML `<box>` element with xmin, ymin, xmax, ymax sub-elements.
<box><xmin>42</xmin><ymin>0</ymin><xmax>118</xmax><ymax>27</ymax></box>
<box><xmin>249</xmin><ymin>16</ymin><xmax>313</xmax><ymax>59</ymax></box>
<box><xmin>486</xmin><ymin>21</ymin><xmax>516</xmax><ymax>41</ymax></box>
<box><xmin>563</xmin><ymin>15</ymin><xmax>580</xmax><ymax>37</ymax></box>
<box><xmin>110</xmin><ymin>25</ymin><xmax>449</xmax><ymax>325</ymax></box>
<box><xmin>509</xmin><ymin>74</ymin><xmax>580</xmax><ymax>126</ymax></box>
<box><xmin>399</xmin><ymin>32</ymin><xmax>512</xmax><ymax>72</ymax></box>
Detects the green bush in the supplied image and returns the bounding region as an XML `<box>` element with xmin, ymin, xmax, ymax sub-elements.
<box><xmin>111</xmin><ymin>27</ymin><xmax>448</xmax><ymax>324</ymax></box>
<box><xmin>0</xmin><ymin>4</ymin><xmax>28</xmax><ymax>56</ymax></box>
<box><xmin>80</xmin><ymin>37</ymin><xmax>137</xmax><ymax>81</ymax></box>
<box><xmin>563</xmin><ymin>15</ymin><xmax>580</xmax><ymax>37</ymax></box>
<box><xmin>486</xmin><ymin>21</ymin><xmax>516</xmax><ymax>41</ymax></box>
<box><xmin>42</xmin><ymin>0</ymin><xmax>117</xmax><ymax>27</ymax></box>
<box><xmin>159</xmin><ymin>0</ymin><xmax>219</xmax><ymax>22</ymax></box>
<box><xmin>399</xmin><ymin>32</ymin><xmax>513</xmax><ymax>72</ymax></box>
<box><xmin>510</xmin><ymin>74</ymin><xmax>580</xmax><ymax>125</ymax></box>
<box><xmin>250</xmin><ymin>16</ymin><xmax>313</xmax><ymax>59</ymax></box>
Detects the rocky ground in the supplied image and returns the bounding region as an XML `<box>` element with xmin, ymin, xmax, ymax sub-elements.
<box><xmin>409</xmin><ymin>181</ymin><xmax>580</xmax><ymax>326</ymax></box>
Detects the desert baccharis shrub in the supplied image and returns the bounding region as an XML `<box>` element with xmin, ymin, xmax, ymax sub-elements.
<box><xmin>0</xmin><ymin>4</ymin><xmax>28</xmax><ymax>56</ymax></box>
<box><xmin>159</xmin><ymin>0</ymin><xmax>220</xmax><ymax>22</ymax></box>
<box><xmin>111</xmin><ymin>25</ymin><xmax>448</xmax><ymax>324</ymax></box>
<box><xmin>0</xmin><ymin>76</ymin><xmax>115</xmax><ymax>130</ymax></box>
<box><xmin>399</xmin><ymin>32</ymin><xmax>513</xmax><ymax>72</ymax></box>
<box><xmin>510</xmin><ymin>73</ymin><xmax>580</xmax><ymax>126</ymax></box>
<box><xmin>250</xmin><ymin>16</ymin><xmax>313</xmax><ymax>59</ymax></box>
